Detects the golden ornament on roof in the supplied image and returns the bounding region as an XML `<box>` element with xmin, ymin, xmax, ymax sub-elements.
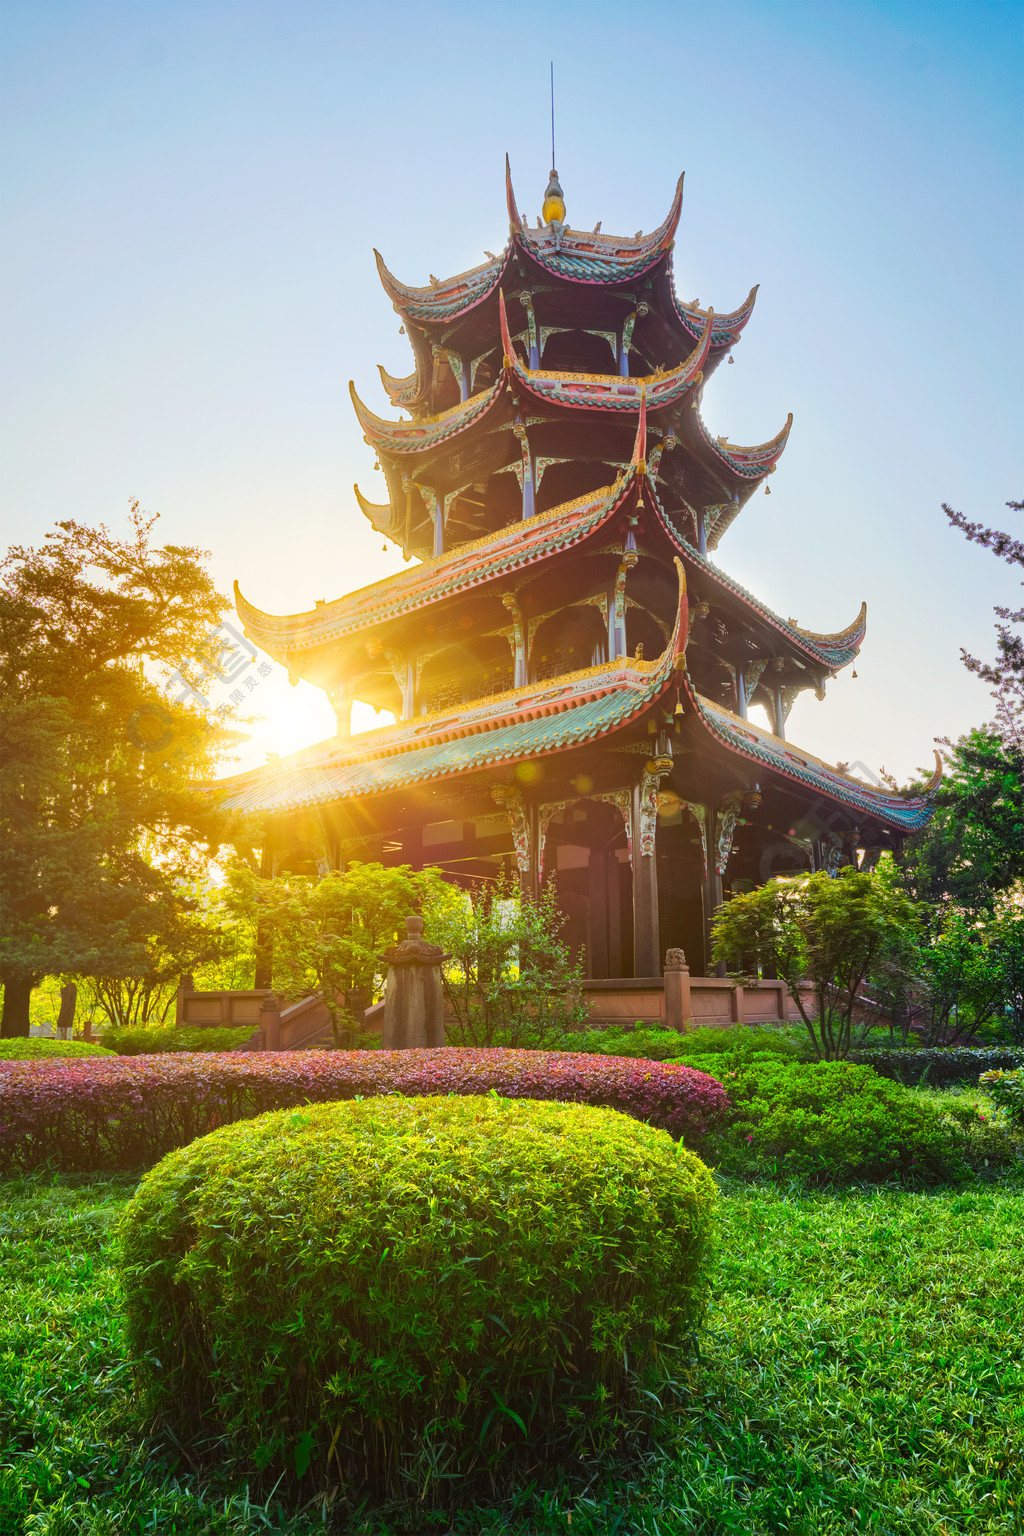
<box><xmin>542</xmin><ymin>168</ymin><xmax>565</xmax><ymax>225</ymax></box>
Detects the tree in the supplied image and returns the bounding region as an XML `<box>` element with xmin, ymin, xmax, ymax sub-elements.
<box><xmin>427</xmin><ymin>875</ymin><xmax>590</xmax><ymax>1048</ymax></box>
<box><xmin>711</xmin><ymin>868</ymin><xmax>921</xmax><ymax>1060</ymax></box>
<box><xmin>943</xmin><ymin>497</ymin><xmax>1023</xmax><ymax>742</ymax></box>
<box><xmin>82</xmin><ymin>881</ymin><xmax>232</xmax><ymax>1030</ymax></box>
<box><xmin>915</xmin><ymin>909</ymin><xmax>1007</xmax><ymax>1047</ymax></box>
<box><xmin>990</xmin><ymin>884</ymin><xmax>1024</xmax><ymax>1043</ymax></box>
<box><xmin>0</xmin><ymin>506</ymin><xmax>242</xmax><ymax>1035</ymax></box>
<box><xmin>224</xmin><ymin>861</ymin><xmax>455</xmax><ymax>1044</ymax></box>
<box><xmin>900</xmin><ymin>727</ymin><xmax>1023</xmax><ymax>912</ymax></box>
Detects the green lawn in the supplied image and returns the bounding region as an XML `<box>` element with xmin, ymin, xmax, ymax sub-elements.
<box><xmin>1</xmin><ymin>1172</ymin><xmax>1021</xmax><ymax>1536</ymax></box>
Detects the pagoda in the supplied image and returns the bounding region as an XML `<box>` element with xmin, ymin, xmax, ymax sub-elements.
<box><xmin>221</xmin><ymin>160</ymin><xmax>938</xmax><ymax>979</ymax></box>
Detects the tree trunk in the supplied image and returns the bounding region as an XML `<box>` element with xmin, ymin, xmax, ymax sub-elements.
<box><xmin>1</xmin><ymin>973</ymin><xmax>37</xmax><ymax>1037</ymax></box>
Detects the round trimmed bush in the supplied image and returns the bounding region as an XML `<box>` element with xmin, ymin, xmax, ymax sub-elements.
<box><xmin>117</xmin><ymin>1094</ymin><xmax>717</xmax><ymax>1503</ymax></box>
<box><xmin>713</xmin><ymin>1057</ymin><xmax>959</xmax><ymax>1183</ymax></box>
<box><xmin>0</xmin><ymin>1037</ymin><xmax>109</xmax><ymax>1061</ymax></box>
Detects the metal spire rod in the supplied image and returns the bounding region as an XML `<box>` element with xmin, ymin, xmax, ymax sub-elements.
<box><xmin>550</xmin><ymin>60</ymin><xmax>555</xmax><ymax>169</ymax></box>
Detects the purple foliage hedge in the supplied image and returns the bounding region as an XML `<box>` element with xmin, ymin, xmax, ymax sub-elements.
<box><xmin>0</xmin><ymin>1048</ymin><xmax>729</xmax><ymax>1173</ymax></box>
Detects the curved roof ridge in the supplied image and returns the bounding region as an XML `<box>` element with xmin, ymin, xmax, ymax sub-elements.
<box><xmin>685</xmin><ymin>681</ymin><xmax>939</xmax><ymax>830</ymax></box>
<box><xmin>353</xmin><ymin>484</ymin><xmax>400</xmax><ymax>541</ymax></box>
<box><xmin>505</xmin><ymin>153</ymin><xmax>524</xmax><ymax>233</ymax></box>
<box><xmin>517</xmin><ymin>171</ymin><xmax>684</xmax><ymax>264</ymax></box>
<box><xmin>790</xmin><ymin>602</ymin><xmax>868</xmax><ymax>649</ymax></box>
<box><xmin>498</xmin><ymin>289</ymin><xmax>710</xmax><ymax>412</ymax></box>
<box><xmin>217</xmin><ymin>574</ymin><xmax>687</xmax><ymax>815</ymax></box>
<box><xmin>373</xmin><ymin>245</ymin><xmax>506</xmax><ymax>311</ymax></box>
<box><xmin>694</xmin><ymin>406</ymin><xmax>793</xmax><ymax>479</ymax></box>
<box><xmin>377</xmin><ymin>363</ymin><xmax>419</xmax><ymax>408</ymax></box>
<box><xmin>349</xmin><ymin>374</ymin><xmax>506</xmax><ymax>454</ymax></box>
<box><xmin>672</xmin><ymin>282</ymin><xmax>759</xmax><ymax>349</ymax></box>
<box><xmin>640</xmin><ymin>480</ymin><xmax>865</xmax><ymax>668</ymax></box>
<box><xmin>233</xmin><ymin>476</ymin><xmax>637</xmax><ymax>650</ymax></box>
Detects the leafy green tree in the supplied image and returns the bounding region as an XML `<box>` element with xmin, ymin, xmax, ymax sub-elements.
<box><xmin>224</xmin><ymin>861</ymin><xmax>455</xmax><ymax>1044</ymax></box>
<box><xmin>711</xmin><ymin>868</ymin><xmax>921</xmax><ymax>1060</ymax></box>
<box><xmin>915</xmin><ymin>909</ymin><xmax>1008</xmax><ymax>1047</ymax></box>
<box><xmin>0</xmin><ymin>506</ymin><xmax>242</xmax><ymax>1035</ymax></box>
<box><xmin>83</xmin><ymin>883</ymin><xmax>232</xmax><ymax>1030</ymax></box>
<box><xmin>990</xmin><ymin>884</ymin><xmax>1024</xmax><ymax>1043</ymax></box>
<box><xmin>901</xmin><ymin>728</ymin><xmax>1023</xmax><ymax>912</ymax></box>
<box><xmin>429</xmin><ymin>875</ymin><xmax>590</xmax><ymax>1048</ymax></box>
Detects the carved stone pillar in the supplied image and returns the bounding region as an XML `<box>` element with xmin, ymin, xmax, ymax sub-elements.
<box><xmin>664</xmin><ymin>948</ymin><xmax>692</xmax><ymax>1032</ymax></box>
<box><xmin>381</xmin><ymin>915</ymin><xmax>446</xmax><ymax>1049</ymax></box>
<box><xmin>258</xmin><ymin>991</ymin><xmax>282</xmax><ymax>1052</ymax></box>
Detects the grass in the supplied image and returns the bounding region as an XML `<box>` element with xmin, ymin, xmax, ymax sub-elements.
<box><xmin>1</xmin><ymin>1159</ymin><xmax>1021</xmax><ymax>1535</ymax></box>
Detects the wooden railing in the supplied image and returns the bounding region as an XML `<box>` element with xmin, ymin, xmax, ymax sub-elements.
<box><xmin>175</xmin><ymin>972</ymin><xmax>803</xmax><ymax>1052</ymax></box>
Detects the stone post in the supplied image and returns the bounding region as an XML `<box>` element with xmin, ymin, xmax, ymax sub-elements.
<box><xmin>381</xmin><ymin>915</ymin><xmax>446</xmax><ymax>1049</ymax></box>
<box><xmin>664</xmin><ymin>948</ymin><xmax>692</xmax><ymax>1033</ymax></box>
<box><xmin>258</xmin><ymin>991</ymin><xmax>282</xmax><ymax>1052</ymax></box>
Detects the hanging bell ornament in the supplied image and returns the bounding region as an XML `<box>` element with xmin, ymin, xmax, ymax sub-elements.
<box><xmin>852</xmin><ymin>669</ymin><xmax>858</xmax><ymax>679</ymax></box>
<box><xmin>728</xmin><ymin>355</ymin><xmax>734</xmax><ymax>364</ymax></box>
<box><xmin>765</xmin><ymin>484</ymin><xmax>771</xmax><ymax>494</ymax></box>
<box><xmin>674</xmin><ymin>699</ymin><xmax>684</xmax><ymax>717</ymax></box>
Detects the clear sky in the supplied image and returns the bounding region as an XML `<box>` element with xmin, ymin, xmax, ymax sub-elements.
<box><xmin>2</xmin><ymin>0</ymin><xmax>1021</xmax><ymax>781</ymax></box>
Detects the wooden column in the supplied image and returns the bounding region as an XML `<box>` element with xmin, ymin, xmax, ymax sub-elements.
<box><xmin>607</xmin><ymin>856</ymin><xmax>623</xmax><ymax>978</ymax></box>
<box><xmin>631</xmin><ymin>781</ymin><xmax>660</xmax><ymax>979</ymax></box>
<box><xmin>402</xmin><ymin>660</ymin><xmax>416</xmax><ymax>720</ymax></box>
<box><xmin>587</xmin><ymin>847</ymin><xmax>609</xmax><ymax>979</ymax></box>
<box><xmin>254</xmin><ymin>827</ymin><xmax>274</xmax><ymax>989</ymax></box>
<box><xmin>773</xmin><ymin>687</ymin><xmax>786</xmax><ymax>740</ymax></box>
<box><xmin>492</xmin><ymin>784</ymin><xmax>538</xmax><ymax>901</ymax></box>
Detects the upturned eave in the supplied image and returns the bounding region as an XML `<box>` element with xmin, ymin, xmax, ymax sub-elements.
<box><xmin>683</xmin><ymin>681</ymin><xmax>941</xmax><ymax>832</ymax></box>
<box><xmin>217</xmin><ymin>560</ymin><xmax>688</xmax><ymax>815</ymax></box>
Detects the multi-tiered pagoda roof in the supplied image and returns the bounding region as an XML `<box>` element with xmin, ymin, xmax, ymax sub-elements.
<box><xmin>223</xmin><ymin>161</ymin><xmax>936</xmax><ymax>978</ymax></box>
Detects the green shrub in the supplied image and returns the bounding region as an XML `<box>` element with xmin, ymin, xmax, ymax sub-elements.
<box><xmin>925</xmin><ymin>1087</ymin><xmax>1024</xmax><ymax>1171</ymax></box>
<box><xmin>850</xmin><ymin>1046</ymin><xmax>1024</xmax><ymax>1087</ymax></box>
<box><xmin>525</xmin><ymin>1024</ymin><xmax>805</xmax><ymax>1064</ymax></box>
<box><xmin>980</xmin><ymin>1068</ymin><xmax>1024</xmax><ymax>1126</ymax></box>
<box><xmin>562</xmin><ymin>1026</ymin><xmax>692</xmax><ymax>1060</ymax></box>
<box><xmin>117</xmin><ymin>1094</ymin><xmax>717</xmax><ymax>1504</ymax></box>
<box><xmin>673</xmin><ymin>1024</ymin><xmax>806</xmax><ymax>1062</ymax></box>
<box><xmin>100</xmin><ymin>1025</ymin><xmax>253</xmax><ymax>1056</ymax></box>
<box><xmin>0</xmin><ymin>1038</ymin><xmax>109</xmax><ymax>1061</ymax></box>
<box><xmin>712</xmin><ymin>1057</ymin><xmax>959</xmax><ymax>1184</ymax></box>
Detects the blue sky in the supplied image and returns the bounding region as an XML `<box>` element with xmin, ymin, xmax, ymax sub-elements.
<box><xmin>2</xmin><ymin>0</ymin><xmax>1021</xmax><ymax>779</ymax></box>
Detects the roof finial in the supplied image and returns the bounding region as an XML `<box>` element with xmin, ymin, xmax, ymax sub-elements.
<box><xmin>542</xmin><ymin>62</ymin><xmax>566</xmax><ymax>228</ymax></box>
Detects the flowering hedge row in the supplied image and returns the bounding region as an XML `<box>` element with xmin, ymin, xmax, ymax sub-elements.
<box><xmin>848</xmin><ymin>1047</ymin><xmax>1024</xmax><ymax>1087</ymax></box>
<box><xmin>0</xmin><ymin>1048</ymin><xmax>729</xmax><ymax>1173</ymax></box>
